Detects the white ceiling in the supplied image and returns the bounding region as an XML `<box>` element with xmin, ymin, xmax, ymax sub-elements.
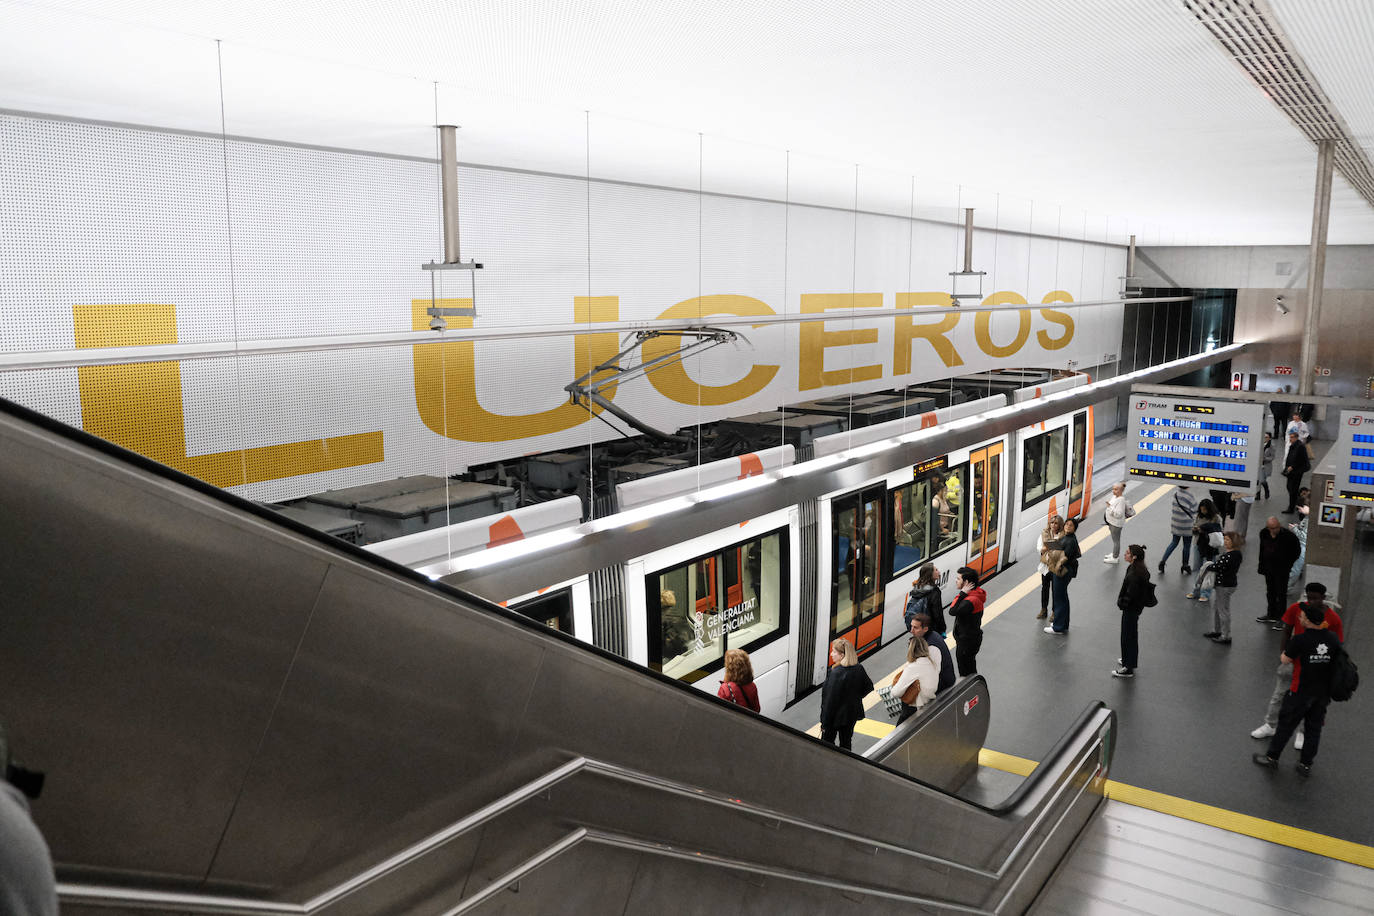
<box><xmin>2</xmin><ymin>0</ymin><xmax>1373</xmax><ymax>245</ymax></box>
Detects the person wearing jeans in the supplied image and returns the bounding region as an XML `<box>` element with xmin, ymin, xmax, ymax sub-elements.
<box><xmin>1046</xmin><ymin>518</ymin><xmax>1080</xmax><ymax>634</ymax></box>
<box><xmin>1158</xmin><ymin>486</ymin><xmax>1197</xmax><ymax>574</ymax></box>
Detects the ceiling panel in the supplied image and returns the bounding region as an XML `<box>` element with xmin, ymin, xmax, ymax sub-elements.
<box><xmin>2</xmin><ymin>0</ymin><xmax>1372</xmax><ymax>244</ymax></box>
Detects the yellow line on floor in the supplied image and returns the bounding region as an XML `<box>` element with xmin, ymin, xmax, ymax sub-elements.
<box><xmin>978</xmin><ymin>748</ymin><xmax>1374</xmax><ymax>870</ymax></box>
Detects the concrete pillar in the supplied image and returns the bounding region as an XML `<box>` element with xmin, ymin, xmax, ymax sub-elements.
<box><xmin>1297</xmin><ymin>140</ymin><xmax>1335</xmax><ymax>398</ymax></box>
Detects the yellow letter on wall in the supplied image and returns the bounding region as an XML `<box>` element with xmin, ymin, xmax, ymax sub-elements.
<box><xmin>974</xmin><ymin>292</ymin><xmax>1032</xmax><ymax>358</ymax></box>
<box><xmin>893</xmin><ymin>293</ymin><xmax>964</xmax><ymax>373</ymax></box>
<box><xmin>411</xmin><ymin>296</ymin><xmax>620</xmax><ymax>442</ymax></box>
<box><xmin>798</xmin><ymin>293</ymin><xmax>885</xmax><ymax>392</ymax></box>
<box><xmin>1037</xmin><ymin>290</ymin><xmax>1076</xmax><ymax>350</ymax></box>
<box><xmin>643</xmin><ymin>295</ymin><xmax>780</xmax><ymax>406</ymax></box>
<box><xmin>74</xmin><ymin>302</ymin><xmax>384</xmax><ymax>488</ymax></box>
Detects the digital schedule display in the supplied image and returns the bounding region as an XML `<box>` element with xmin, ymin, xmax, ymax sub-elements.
<box><xmin>1125</xmin><ymin>394</ymin><xmax>1265</xmax><ymax>492</ymax></box>
<box><xmin>1328</xmin><ymin>410</ymin><xmax>1374</xmax><ymax>506</ymax></box>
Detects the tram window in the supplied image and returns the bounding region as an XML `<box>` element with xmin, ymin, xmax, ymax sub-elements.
<box><xmin>647</xmin><ymin>528</ymin><xmax>789</xmax><ymax>683</ymax></box>
<box><xmin>1069</xmin><ymin>412</ymin><xmax>1088</xmax><ymax>502</ymax></box>
<box><xmin>929</xmin><ymin>464</ymin><xmax>968</xmax><ymax>556</ymax></box>
<box><xmin>1023</xmin><ymin>427</ymin><xmax>1068</xmax><ymax>509</ymax></box>
<box><xmin>511</xmin><ymin>588</ymin><xmax>574</xmax><ymax>634</ymax></box>
<box><xmin>889</xmin><ymin>478</ymin><xmax>931</xmax><ymax>576</ymax></box>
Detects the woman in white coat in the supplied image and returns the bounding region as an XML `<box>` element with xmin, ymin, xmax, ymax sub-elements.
<box><xmin>1102</xmin><ymin>482</ymin><xmax>1134</xmax><ymax>564</ymax></box>
<box><xmin>891</xmin><ymin>632</ymin><xmax>939</xmax><ymax>724</ymax></box>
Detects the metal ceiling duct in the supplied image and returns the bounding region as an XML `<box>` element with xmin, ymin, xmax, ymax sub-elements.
<box><xmin>1184</xmin><ymin>0</ymin><xmax>1374</xmax><ymax>208</ymax></box>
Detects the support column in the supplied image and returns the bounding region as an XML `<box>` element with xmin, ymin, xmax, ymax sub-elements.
<box><xmin>1298</xmin><ymin>140</ymin><xmax>1335</xmax><ymax>398</ymax></box>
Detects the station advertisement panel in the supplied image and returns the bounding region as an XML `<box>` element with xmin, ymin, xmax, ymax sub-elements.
<box><xmin>1329</xmin><ymin>410</ymin><xmax>1374</xmax><ymax>506</ymax></box>
<box><xmin>1125</xmin><ymin>394</ymin><xmax>1265</xmax><ymax>492</ymax></box>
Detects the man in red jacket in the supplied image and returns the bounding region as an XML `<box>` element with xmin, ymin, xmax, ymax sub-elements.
<box><xmin>949</xmin><ymin>566</ymin><xmax>987</xmax><ymax>677</ymax></box>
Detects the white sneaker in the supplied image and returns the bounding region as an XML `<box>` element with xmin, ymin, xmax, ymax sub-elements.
<box><xmin>1295</xmin><ymin>732</ymin><xmax>1305</xmax><ymax>750</ymax></box>
<box><xmin>1250</xmin><ymin>723</ymin><xmax>1276</xmax><ymax>739</ymax></box>
<box><xmin>1103</xmin><ymin>554</ymin><xmax>1120</xmax><ymax>564</ymax></box>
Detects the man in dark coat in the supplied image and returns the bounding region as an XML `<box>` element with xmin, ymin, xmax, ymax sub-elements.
<box><xmin>1281</xmin><ymin>431</ymin><xmax>1311</xmax><ymax>513</ymax></box>
<box><xmin>1269</xmin><ymin>395</ymin><xmax>1291</xmax><ymax>440</ymax></box>
<box><xmin>1255</xmin><ymin>516</ymin><xmax>1301</xmax><ymax>623</ymax></box>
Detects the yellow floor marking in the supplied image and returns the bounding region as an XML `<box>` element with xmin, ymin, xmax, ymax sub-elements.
<box><xmin>855</xmin><ymin>719</ymin><xmax>896</xmax><ymax>739</ymax></box>
<box><xmin>978</xmin><ymin>748</ymin><xmax>1374</xmax><ymax>869</ymax></box>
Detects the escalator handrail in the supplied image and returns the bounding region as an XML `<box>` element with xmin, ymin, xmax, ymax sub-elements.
<box><xmin>55</xmin><ymin>716</ymin><xmax>1114</xmax><ymax>916</ymax></box>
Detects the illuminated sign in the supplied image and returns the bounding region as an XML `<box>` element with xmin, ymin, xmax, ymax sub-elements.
<box><xmin>1125</xmin><ymin>394</ymin><xmax>1265</xmax><ymax>492</ymax></box>
<box><xmin>1328</xmin><ymin>410</ymin><xmax>1374</xmax><ymax>506</ymax></box>
<box><xmin>914</xmin><ymin>456</ymin><xmax>949</xmax><ymax>477</ymax></box>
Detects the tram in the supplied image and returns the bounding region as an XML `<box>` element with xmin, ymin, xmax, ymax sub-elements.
<box><xmin>367</xmin><ymin>372</ymin><xmax>1095</xmax><ymax>715</ymax></box>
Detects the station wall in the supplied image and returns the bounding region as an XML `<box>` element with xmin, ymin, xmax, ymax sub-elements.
<box><xmin>0</xmin><ymin>111</ymin><xmax>1128</xmax><ymax>501</ymax></box>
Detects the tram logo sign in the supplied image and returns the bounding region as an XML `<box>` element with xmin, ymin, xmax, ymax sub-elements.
<box><xmin>1350</xmin><ymin>416</ymin><xmax>1364</xmax><ymax>426</ymax></box>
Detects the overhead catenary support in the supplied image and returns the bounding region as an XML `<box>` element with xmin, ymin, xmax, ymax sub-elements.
<box><xmin>1298</xmin><ymin>140</ymin><xmax>1335</xmax><ymax>397</ymax></box>
<box><xmin>423</xmin><ymin>124</ymin><xmax>481</xmax><ymax>329</ymax></box>
<box><xmin>1119</xmin><ymin>234</ymin><xmax>1141</xmax><ymax>298</ymax></box>
<box><xmin>949</xmin><ymin>208</ymin><xmax>985</xmax><ymax>306</ymax></box>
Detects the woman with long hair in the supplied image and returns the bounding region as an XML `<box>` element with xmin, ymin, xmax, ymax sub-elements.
<box><xmin>1188</xmin><ymin>499</ymin><xmax>1224</xmax><ymax>601</ymax></box>
<box><xmin>1112</xmin><ymin>545</ymin><xmax>1153</xmax><ymax>678</ymax></box>
<box><xmin>820</xmin><ymin>638</ymin><xmax>875</xmax><ymax>750</ymax></box>
<box><xmin>905</xmin><ymin>562</ymin><xmax>946</xmax><ymax>635</ymax></box>
<box><xmin>890</xmin><ymin>631</ymin><xmax>939</xmax><ymax>723</ymax></box>
<box><xmin>718</xmin><ymin>648</ymin><xmax>760</xmax><ymax>712</ymax></box>
<box><xmin>1036</xmin><ymin>515</ymin><xmax>1066</xmax><ymax>620</ymax></box>
<box><xmin>1203</xmin><ymin>532</ymin><xmax>1244</xmax><ymax>645</ymax></box>
<box><xmin>1045</xmin><ymin>517</ymin><xmax>1081</xmax><ymax>634</ymax></box>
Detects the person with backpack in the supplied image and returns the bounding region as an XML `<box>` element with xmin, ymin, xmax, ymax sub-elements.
<box><xmin>1202</xmin><ymin>532</ymin><xmax>1243</xmax><ymax>644</ymax></box>
<box><xmin>904</xmin><ymin>562</ymin><xmax>945</xmax><ymax>635</ymax></box>
<box><xmin>1252</xmin><ymin>603</ymin><xmax>1341</xmax><ymax>776</ymax></box>
<box><xmin>1250</xmin><ymin>583</ymin><xmax>1343</xmax><ymax>748</ymax></box>
<box><xmin>1112</xmin><ymin>545</ymin><xmax>1154</xmax><ymax>679</ymax></box>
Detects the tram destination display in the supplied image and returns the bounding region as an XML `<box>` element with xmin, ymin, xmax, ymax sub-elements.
<box><xmin>1328</xmin><ymin>410</ymin><xmax>1374</xmax><ymax>506</ymax></box>
<box><xmin>1125</xmin><ymin>394</ymin><xmax>1265</xmax><ymax>492</ymax></box>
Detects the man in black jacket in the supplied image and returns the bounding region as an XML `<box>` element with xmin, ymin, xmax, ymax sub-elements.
<box><xmin>1255</xmin><ymin>517</ymin><xmax>1301</xmax><ymax>624</ymax></box>
<box><xmin>1282</xmin><ymin>431</ymin><xmax>1311</xmax><ymax>513</ymax></box>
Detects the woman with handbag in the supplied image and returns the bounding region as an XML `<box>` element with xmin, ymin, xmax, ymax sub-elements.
<box><xmin>891</xmin><ymin>632</ymin><xmax>938</xmax><ymax>723</ymax></box>
<box><xmin>1045</xmin><ymin>517</ymin><xmax>1081</xmax><ymax>634</ymax></box>
<box><xmin>1187</xmin><ymin>500</ymin><xmax>1224</xmax><ymax>602</ymax></box>
<box><xmin>820</xmin><ymin>638</ymin><xmax>875</xmax><ymax>750</ymax></box>
<box><xmin>1036</xmin><ymin>515</ymin><xmax>1066</xmax><ymax>620</ymax></box>
<box><xmin>1112</xmin><ymin>545</ymin><xmax>1153</xmax><ymax>678</ymax></box>
<box><xmin>717</xmin><ymin>648</ymin><xmax>761</xmax><ymax>712</ymax></box>
<box><xmin>1158</xmin><ymin>486</ymin><xmax>1198</xmax><ymax>574</ymax></box>
<box><xmin>1203</xmin><ymin>532</ymin><xmax>1243</xmax><ymax>644</ymax></box>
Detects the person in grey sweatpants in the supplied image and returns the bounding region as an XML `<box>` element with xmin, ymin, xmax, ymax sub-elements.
<box><xmin>1203</xmin><ymin>532</ymin><xmax>1243</xmax><ymax>644</ymax></box>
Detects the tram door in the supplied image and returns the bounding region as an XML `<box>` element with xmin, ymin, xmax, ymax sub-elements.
<box><xmin>1067</xmin><ymin>411</ymin><xmax>1090</xmax><ymax>519</ymax></box>
<box><xmin>830</xmin><ymin>484</ymin><xmax>887</xmax><ymax>657</ymax></box>
<box><xmin>967</xmin><ymin>443</ymin><xmax>1004</xmax><ymax>578</ymax></box>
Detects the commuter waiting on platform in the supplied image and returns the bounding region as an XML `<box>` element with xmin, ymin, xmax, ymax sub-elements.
<box><xmin>910</xmin><ymin>612</ymin><xmax>955</xmax><ymax>695</ymax></box>
<box><xmin>1101</xmin><ymin>482</ymin><xmax>1134</xmax><ymax>565</ymax></box>
<box><xmin>1258</xmin><ymin>432</ymin><xmax>1275</xmax><ymax>499</ymax></box>
<box><xmin>1045</xmin><ymin>518</ymin><xmax>1080</xmax><ymax>635</ymax></box>
<box><xmin>1157</xmin><ymin>486</ymin><xmax>1198</xmax><ymax>574</ymax></box>
<box><xmin>905</xmin><ymin>562</ymin><xmax>946</xmax><ymax>635</ymax></box>
<box><xmin>1252</xmin><ymin>603</ymin><xmax>1341</xmax><ymax>777</ymax></box>
<box><xmin>1036</xmin><ymin>514</ymin><xmax>1066</xmax><ymax>620</ymax></box>
<box><xmin>1111</xmin><ymin>544</ymin><xmax>1153</xmax><ymax>679</ymax></box>
<box><xmin>1186</xmin><ymin>499</ymin><xmax>1224</xmax><ymax>602</ymax></box>
<box><xmin>950</xmin><ymin>567</ymin><xmax>988</xmax><ymax>673</ymax></box>
<box><xmin>1282</xmin><ymin>431</ymin><xmax>1311</xmax><ymax>514</ymax></box>
<box><xmin>1286</xmin><ymin>411</ymin><xmax>1310</xmax><ymax>443</ymax></box>
<box><xmin>1202</xmin><ymin>532</ymin><xmax>1243</xmax><ymax>645</ymax></box>
<box><xmin>1251</xmin><ymin>583</ymin><xmax>1342</xmax><ymax>747</ymax></box>
<box><xmin>717</xmin><ymin>648</ymin><xmax>761</xmax><ymax>712</ymax></box>
<box><xmin>820</xmin><ymin>639</ymin><xmax>874</xmax><ymax>751</ymax></box>
<box><xmin>1255</xmin><ymin>517</ymin><xmax>1301</xmax><ymax>625</ymax></box>
<box><xmin>890</xmin><ymin>631</ymin><xmax>938</xmax><ymax>723</ymax></box>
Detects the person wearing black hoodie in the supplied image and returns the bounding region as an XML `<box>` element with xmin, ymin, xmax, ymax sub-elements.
<box><xmin>949</xmin><ymin>566</ymin><xmax>987</xmax><ymax>676</ymax></box>
<box><xmin>820</xmin><ymin>638</ymin><xmax>875</xmax><ymax>751</ymax></box>
<box><xmin>904</xmin><ymin>562</ymin><xmax>946</xmax><ymax>635</ymax></box>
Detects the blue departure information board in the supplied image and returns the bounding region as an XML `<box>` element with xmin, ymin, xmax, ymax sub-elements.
<box><xmin>1125</xmin><ymin>394</ymin><xmax>1265</xmax><ymax>492</ymax></box>
<box><xmin>1329</xmin><ymin>410</ymin><xmax>1374</xmax><ymax>505</ymax></box>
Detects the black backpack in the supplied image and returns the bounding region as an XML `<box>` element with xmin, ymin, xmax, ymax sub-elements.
<box><xmin>1143</xmin><ymin>581</ymin><xmax>1159</xmax><ymax>608</ymax></box>
<box><xmin>1330</xmin><ymin>645</ymin><xmax>1359</xmax><ymax>702</ymax></box>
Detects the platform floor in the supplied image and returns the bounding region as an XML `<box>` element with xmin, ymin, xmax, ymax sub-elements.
<box><xmin>779</xmin><ymin>431</ymin><xmax>1373</xmax><ymax>867</ymax></box>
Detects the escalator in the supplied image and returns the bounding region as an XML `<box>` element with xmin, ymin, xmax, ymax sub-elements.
<box><xmin>0</xmin><ymin>397</ymin><xmax>1114</xmax><ymax>914</ymax></box>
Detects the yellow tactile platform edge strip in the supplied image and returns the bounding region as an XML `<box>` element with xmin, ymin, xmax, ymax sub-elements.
<box><xmin>809</xmin><ymin>482</ymin><xmax>1374</xmax><ymax>868</ymax></box>
<box><xmin>978</xmin><ymin>748</ymin><xmax>1374</xmax><ymax>870</ymax></box>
